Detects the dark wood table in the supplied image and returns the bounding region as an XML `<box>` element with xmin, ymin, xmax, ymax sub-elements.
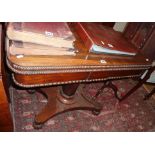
<box><xmin>6</xmin><ymin>26</ymin><xmax>152</xmax><ymax>129</ymax></box>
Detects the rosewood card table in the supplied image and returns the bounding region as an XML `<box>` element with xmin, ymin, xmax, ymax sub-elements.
<box><xmin>6</xmin><ymin>28</ymin><xmax>152</xmax><ymax>129</ymax></box>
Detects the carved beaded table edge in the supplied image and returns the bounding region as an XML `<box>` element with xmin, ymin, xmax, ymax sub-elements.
<box><xmin>6</xmin><ymin>23</ymin><xmax>152</xmax><ymax>129</ymax></box>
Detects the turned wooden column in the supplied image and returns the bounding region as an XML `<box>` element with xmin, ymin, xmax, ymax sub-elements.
<box><xmin>61</xmin><ymin>83</ymin><xmax>80</xmax><ymax>97</ymax></box>
<box><xmin>33</xmin><ymin>83</ymin><xmax>102</xmax><ymax>129</ymax></box>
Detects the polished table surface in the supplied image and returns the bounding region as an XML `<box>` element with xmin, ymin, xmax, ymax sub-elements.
<box><xmin>6</xmin><ymin>25</ymin><xmax>153</xmax><ymax>128</ymax></box>
<box><xmin>7</xmin><ymin>38</ymin><xmax>152</xmax><ymax>88</ymax></box>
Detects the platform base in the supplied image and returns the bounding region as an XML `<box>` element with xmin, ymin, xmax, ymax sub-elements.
<box><xmin>33</xmin><ymin>85</ymin><xmax>102</xmax><ymax>129</ymax></box>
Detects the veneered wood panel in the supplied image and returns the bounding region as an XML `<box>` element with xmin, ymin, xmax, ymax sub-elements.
<box><xmin>14</xmin><ymin>72</ymin><xmax>89</xmax><ymax>85</ymax></box>
<box><xmin>88</xmin><ymin>70</ymin><xmax>143</xmax><ymax>80</ymax></box>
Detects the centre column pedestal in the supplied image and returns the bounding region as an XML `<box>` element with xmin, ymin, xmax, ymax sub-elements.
<box><xmin>33</xmin><ymin>83</ymin><xmax>102</xmax><ymax>129</ymax></box>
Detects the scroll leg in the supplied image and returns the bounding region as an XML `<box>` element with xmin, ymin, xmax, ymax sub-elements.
<box><xmin>33</xmin><ymin>103</ymin><xmax>57</xmax><ymax>129</ymax></box>
<box><xmin>33</xmin><ymin>87</ymin><xmax>57</xmax><ymax>129</ymax></box>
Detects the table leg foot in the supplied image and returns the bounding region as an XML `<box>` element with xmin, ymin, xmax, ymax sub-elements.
<box><xmin>33</xmin><ymin>120</ymin><xmax>44</xmax><ymax>129</ymax></box>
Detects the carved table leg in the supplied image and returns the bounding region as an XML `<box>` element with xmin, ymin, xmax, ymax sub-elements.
<box><xmin>33</xmin><ymin>84</ymin><xmax>102</xmax><ymax>129</ymax></box>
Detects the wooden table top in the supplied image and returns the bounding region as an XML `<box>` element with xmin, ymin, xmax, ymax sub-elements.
<box><xmin>6</xmin><ymin>23</ymin><xmax>153</xmax><ymax>88</ymax></box>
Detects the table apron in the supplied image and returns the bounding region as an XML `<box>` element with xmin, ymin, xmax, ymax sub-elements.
<box><xmin>12</xmin><ymin>69</ymin><xmax>144</xmax><ymax>88</ymax></box>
